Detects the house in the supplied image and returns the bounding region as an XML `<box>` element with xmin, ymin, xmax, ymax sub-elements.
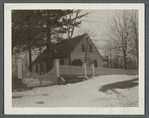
<box><xmin>32</xmin><ymin>34</ymin><xmax>103</xmax><ymax>73</ymax></box>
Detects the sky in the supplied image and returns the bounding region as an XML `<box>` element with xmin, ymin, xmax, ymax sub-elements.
<box><xmin>17</xmin><ymin>10</ymin><xmax>115</xmax><ymax>62</ymax></box>
<box><xmin>13</xmin><ymin>9</ymin><xmax>138</xmax><ymax>67</ymax></box>
<box><xmin>33</xmin><ymin>10</ymin><xmax>117</xmax><ymax>61</ymax></box>
<box><xmin>71</xmin><ymin>10</ymin><xmax>116</xmax><ymax>55</ymax></box>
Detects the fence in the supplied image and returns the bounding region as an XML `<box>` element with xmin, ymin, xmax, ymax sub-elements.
<box><xmin>12</xmin><ymin>59</ymin><xmax>58</xmax><ymax>87</ymax></box>
<box><xmin>95</xmin><ymin>68</ymin><xmax>138</xmax><ymax>75</ymax></box>
<box><xmin>12</xmin><ymin>65</ymin><xmax>18</xmax><ymax>78</ymax></box>
<box><xmin>58</xmin><ymin>61</ymin><xmax>138</xmax><ymax>77</ymax></box>
<box><xmin>12</xmin><ymin>58</ymin><xmax>22</xmax><ymax>79</ymax></box>
<box><xmin>59</xmin><ymin>66</ymin><xmax>85</xmax><ymax>76</ymax></box>
<box><xmin>12</xmin><ymin>59</ymin><xmax>138</xmax><ymax>87</ymax></box>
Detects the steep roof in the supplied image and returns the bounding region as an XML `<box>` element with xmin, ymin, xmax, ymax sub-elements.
<box><xmin>32</xmin><ymin>34</ymin><xmax>86</xmax><ymax>64</ymax></box>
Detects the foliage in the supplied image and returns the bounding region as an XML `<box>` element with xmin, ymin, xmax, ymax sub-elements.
<box><xmin>12</xmin><ymin>10</ymin><xmax>87</xmax><ymax>70</ymax></box>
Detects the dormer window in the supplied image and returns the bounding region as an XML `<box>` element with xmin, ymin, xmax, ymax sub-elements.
<box><xmin>82</xmin><ymin>44</ymin><xmax>85</xmax><ymax>52</ymax></box>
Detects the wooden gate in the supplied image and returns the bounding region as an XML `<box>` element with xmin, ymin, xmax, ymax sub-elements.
<box><xmin>12</xmin><ymin>59</ymin><xmax>59</xmax><ymax>87</ymax></box>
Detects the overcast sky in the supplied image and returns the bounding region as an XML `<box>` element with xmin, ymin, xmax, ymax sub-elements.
<box><xmin>72</xmin><ymin>10</ymin><xmax>116</xmax><ymax>55</ymax></box>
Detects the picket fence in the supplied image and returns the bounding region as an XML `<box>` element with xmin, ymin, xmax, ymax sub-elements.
<box><xmin>59</xmin><ymin>65</ymin><xmax>138</xmax><ymax>76</ymax></box>
<box><xmin>12</xmin><ymin>59</ymin><xmax>138</xmax><ymax>87</ymax></box>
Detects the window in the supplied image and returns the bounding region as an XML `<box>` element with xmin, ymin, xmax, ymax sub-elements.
<box><xmin>82</xmin><ymin>44</ymin><xmax>85</xmax><ymax>52</ymax></box>
<box><xmin>89</xmin><ymin>45</ymin><xmax>92</xmax><ymax>52</ymax></box>
<box><xmin>36</xmin><ymin>65</ymin><xmax>38</xmax><ymax>72</ymax></box>
<box><xmin>94</xmin><ymin>60</ymin><xmax>98</xmax><ymax>67</ymax></box>
<box><xmin>61</xmin><ymin>60</ymin><xmax>64</xmax><ymax>65</ymax></box>
<box><xmin>43</xmin><ymin>62</ymin><xmax>46</xmax><ymax>72</ymax></box>
<box><xmin>46</xmin><ymin>62</ymin><xmax>49</xmax><ymax>71</ymax></box>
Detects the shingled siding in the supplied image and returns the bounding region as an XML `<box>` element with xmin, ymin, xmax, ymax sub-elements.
<box><xmin>71</xmin><ymin>35</ymin><xmax>103</xmax><ymax>67</ymax></box>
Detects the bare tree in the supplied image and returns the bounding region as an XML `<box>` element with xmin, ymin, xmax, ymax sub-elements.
<box><xmin>129</xmin><ymin>10</ymin><xmax>139</xmax><ymax>68</ymax></box>
<box><xmin>62</xmin><ymin>10</ymin><xmax>88</xmax><ymax>65</ymax></box>
<box><xmin>105</xmin><ymin>10</ymin><xmax>138</xmax><ymax>69</ymax></box>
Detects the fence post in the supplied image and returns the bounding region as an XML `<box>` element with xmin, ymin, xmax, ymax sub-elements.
<box><xmin>55</xmin><ymin>59</ymin><xmax>60</xmax><ymax>78</ymax></box>
<box><xmin>91</xmin><ymin>63</ymin><xmax>95</xmax><ymax>77</ymax></box>
<box><xmin>83</xmin><ymin>63</ymin><xmax>87</xmax><ymax>77</ymax></box>
<box><xmin>17</xmin><ymin>58</ymin><xmax>23</xmax><ymax>79</ymax></box>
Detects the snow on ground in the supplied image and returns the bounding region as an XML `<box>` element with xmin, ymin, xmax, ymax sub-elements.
<box><xmin>12</xmin><ymin>75</ymin><xmax>138</xmax><ymax>107</ymax></box>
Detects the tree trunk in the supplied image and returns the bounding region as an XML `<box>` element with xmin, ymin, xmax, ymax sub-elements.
<box><xmin>85</xmin><ymin>49</ymin><xmax>87</xmax><ymax>63</ymax></box>
<box><xmin>68</xmin><ymin>37</ymin><xmax>72</xmax><ymax>65</ymax></box>
<box><xmin>47</xmin><ymin>26</ymin><xmax>53</xmax><ymax>71</ymax></box>
<box><xmin>123</xmin><ymin>51</ymin><xmax>127</xmax><ymax>69</ymax></box>
<box><xmin>68</xmin><ymin>54</ymin><xmax>71</xmax><ymax>65</ymax></box>
<box><xmin>124</xmin><ymin>57</ymin><xmax>127</xmax><ymax>69</ymax></box>
<box><xmin>85</xmin><ymin>39</ymin><xmax>88</xmax><ymax>63</ymax></box>
<box><xmin>135</xmin><ymin>39</ymin><xmax>138</xmax><ymax>69</ymax></box>
<box><xmin>137</xmin><ymin>56</ymin><xmax>138</xmax><ymax>69</ymax></box>
<box><xmin>132</xmin><ymin>12</ymin><xmax>138</xmax><ymax>69</ymax></box>
<box><xmin>39</xmin><ymin>46</ymin><xmax>42</xmax><ymax>74</ymax></box>
<box><xmin>28</xmin><ymin>39</ymin><xmax>32</xmax><ymax>72</ymax></box>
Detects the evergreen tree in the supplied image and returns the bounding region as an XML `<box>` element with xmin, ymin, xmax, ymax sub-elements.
<box><xmin>12</xmin><ymin>10</ymin><xmax>87</xmax><ymax>71</ymax></box>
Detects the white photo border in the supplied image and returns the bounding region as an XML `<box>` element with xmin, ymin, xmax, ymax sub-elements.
<box><xmin>4</xmin><ymin>3</ymin><xmax>145</xmax><ymax>115</ymax></box>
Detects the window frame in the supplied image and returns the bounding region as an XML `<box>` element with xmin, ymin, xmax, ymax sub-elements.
<box><xmin>60</xmin><ymin>59</ymin><xmax>64</xmax><ymax>65</ymax></box>
<box><xmin>94</xmin><ymin>60</ymin><xmax>98</xmax><ymax>67</ymax></box>
<box><xmin>82</xmin><ymin>44</ymin><xmax>85</xmax><ymax>52</ymax></box>
<box><xmin>36</xmin><ymin>64</ymin><xmax>38</xmax><ymax>72</ymax></box>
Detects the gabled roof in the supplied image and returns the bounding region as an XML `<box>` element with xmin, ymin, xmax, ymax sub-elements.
<box><xmin>32</xmin><ymin>34</ymin><xmax>87</xmax><ymax>64</ymax></box>
<box><xmin>85</xmin><ymin>34</ymin><xmax>103</xmax><ymax>62</ymax></box>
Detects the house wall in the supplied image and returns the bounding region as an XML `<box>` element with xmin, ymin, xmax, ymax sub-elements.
<box><xmin>59</xmin><ymin>58</ymin><xmax>69</xmax><ymax>65</ymax></box>
<box><xmin>32</xmin><ymin>64</ymin><xmax>36</xmax><ymax>72</ymax></box>
<box><xmin>32</xmin><ymin>63</ymin><xmax>40</xmax><ymax>72</ymax></box>
<box><xmin>32</xmin><ymin>62</ymin><xmax>47</xmax><ymax>73</ymax></box>
<box><xmin>31</xmin><ymin>34</ymin><xmax>103</xmax><ymax>72</ymax></box>
<box><xmin>70</xmin><ymin>35</ymin><xmax>103</xmax><ymax>67</ymax></box>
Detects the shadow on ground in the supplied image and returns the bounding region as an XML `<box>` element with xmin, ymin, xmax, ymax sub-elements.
<box><xmin>99</xmin><ymin>77</ymin><xmax>138</xmax><ymax>93</ymax></box>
